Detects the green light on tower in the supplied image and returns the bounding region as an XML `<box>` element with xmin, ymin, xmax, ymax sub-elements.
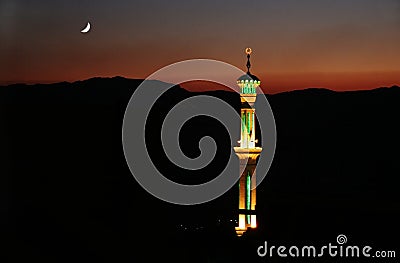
<box><xmin>246</xmin><ymin>171</ymin><xmax>251</xmax><ymax>224</ymax></box>
<box><xmin>247</xmin><ymin>111</ymin><xmax>251</xmax><ymax>136</ymax></box>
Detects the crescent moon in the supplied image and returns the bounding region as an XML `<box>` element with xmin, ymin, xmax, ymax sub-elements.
<box><xmin>80</xmin><ymin>22</ymin><xmax>91</xmax><ymax>33</ymax></box>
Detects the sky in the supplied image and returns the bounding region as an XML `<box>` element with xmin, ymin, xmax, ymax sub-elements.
<box><xmin>0</xmin><ymin>0</ymin><xmax>399</xmax><ymax>93</ymax></box>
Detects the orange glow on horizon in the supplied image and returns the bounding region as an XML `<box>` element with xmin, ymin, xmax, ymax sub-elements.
<box><xmin>2</xmin><ymin>70</ymin><xmax>398</xmax><ymax>94</ymax></box>
<box><xmin>179</xmin><ymin>71</ymin><xmax>400</xmax><ymax>94</ymax></box>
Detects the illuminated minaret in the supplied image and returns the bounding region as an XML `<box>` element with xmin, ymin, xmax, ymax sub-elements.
<box><xmin>234</xmin><ymin>48</ymin><xmax>262</xmax><ymax>236</ymax></box>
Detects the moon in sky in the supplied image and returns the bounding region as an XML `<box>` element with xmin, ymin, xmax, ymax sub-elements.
<box><xmin>80</xmin><ymin>22</ymin><xmax>91</xmax><ymax>33</ymax></box>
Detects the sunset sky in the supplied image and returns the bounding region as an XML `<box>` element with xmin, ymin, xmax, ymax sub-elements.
<box><xmin>1</xmin><ymin>0</ymin><xmax>399</xmax><ymax>93</ymax></box>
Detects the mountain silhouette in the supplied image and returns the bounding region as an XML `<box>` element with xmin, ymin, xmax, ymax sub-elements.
<box><xmin>2</xmin><ymin>77</ymin><xmax>399</xmax><ymax>262</ymax></box>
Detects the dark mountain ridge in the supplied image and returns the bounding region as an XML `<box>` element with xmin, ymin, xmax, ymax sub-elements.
<box><xmin>2</xmin><ymin>77</ymin><xmax>399</xmax><ymax>262</ymax></box>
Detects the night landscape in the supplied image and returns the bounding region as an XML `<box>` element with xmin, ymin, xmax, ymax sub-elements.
<box><xmin>2</xmin><ymin>1</ymin><xmax>400</xmax><ymax>262</ymax></box>
<box><xmin>3</xmin><ymin>78</ymin><xmax>399</xmax><ymax>262</ymax></box>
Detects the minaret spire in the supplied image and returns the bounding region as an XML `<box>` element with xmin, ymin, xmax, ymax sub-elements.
<box><xmin>245</xmin><ymin>47</ymin><xmax>252</xmax><ymax>73</ymax></box>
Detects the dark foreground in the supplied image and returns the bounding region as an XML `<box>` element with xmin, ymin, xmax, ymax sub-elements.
<box><xmin>2</xmin><ymin>78</ymin><xmax>399</xmax><ymax>262</ymax></box>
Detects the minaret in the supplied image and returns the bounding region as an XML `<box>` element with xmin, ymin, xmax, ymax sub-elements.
<box><xmin>234</xmin><ymin>48</ymin><xmax>262</xmax><ymax>236</ymax></box>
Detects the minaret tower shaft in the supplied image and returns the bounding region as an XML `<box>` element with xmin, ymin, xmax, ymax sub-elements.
<box><xmin>234</xmin><ymin>48</ymin><xmax>262</xmax><ymax>236</ymax></box>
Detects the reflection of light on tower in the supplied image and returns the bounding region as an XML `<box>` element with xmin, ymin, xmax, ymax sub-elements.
<box><xmin>238</xmin><ymin>214</ymin><xmax>246</xmax><ymax>229</ymax></box>
<box><xmin>250</xmin><ymin>215</ymin><xmax>257</xmax><ymax>228</ymax></box>
<box><xmin>234</xmin><ymin>48</ymin><xmax>262</xmax><ymax>237</ymax></box>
